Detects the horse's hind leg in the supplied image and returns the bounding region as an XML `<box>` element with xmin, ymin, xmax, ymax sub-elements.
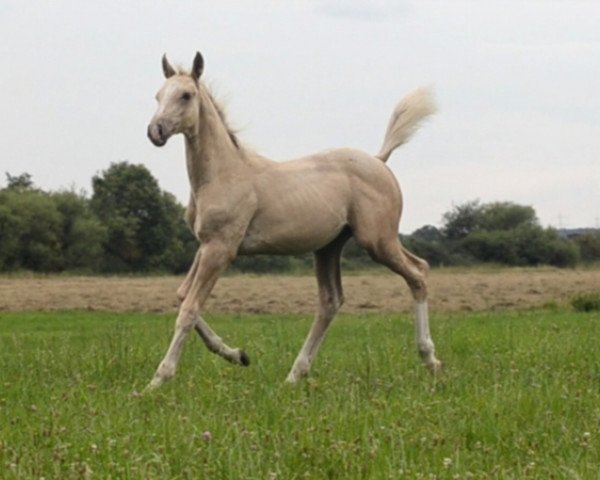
<box><xmin>368</xmin><ymin>238</ymin><xmax>442</xmax><ymax>372</ymax></box>
<box><xmin>177</xmin><ymin>248</ymin><xmax>201</xmax><ymax>302</ymax></box>
<box><xmin>286</xmin><ymin>229</ymin><xmax>351</xmax><ymax>383</ymax></box>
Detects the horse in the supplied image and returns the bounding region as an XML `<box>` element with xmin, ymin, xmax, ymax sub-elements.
<box><xmin>146</xmin><ymin>51</ymin><xmax>441</xmax><ymax>389</ymax></box>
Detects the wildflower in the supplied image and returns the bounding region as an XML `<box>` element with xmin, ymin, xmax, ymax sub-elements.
<box><xmin>581</xmin><ymin>431</ymin><xmax>591</xmax><ymax>447</ymax></box>
<box><xmin>202</xmin><ymin>431</ymin><xmax>212</xmax><ymax>442</ymax></box>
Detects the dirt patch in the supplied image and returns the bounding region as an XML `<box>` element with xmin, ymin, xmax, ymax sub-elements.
<box><xmin>1</xmin><ymin>268</ymin><xmax>598</xmax><ymax>314</ymax></box>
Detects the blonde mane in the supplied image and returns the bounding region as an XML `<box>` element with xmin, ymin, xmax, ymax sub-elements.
<box><xmin>203</xmin><ymin>87</ymin><xmax>240</xmax><ymax>149</ymax></box>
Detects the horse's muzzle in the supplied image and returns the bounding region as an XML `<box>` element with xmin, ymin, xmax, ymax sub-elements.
<box><xmin>147</xmin><ymin>122</ymin><xmax>168</xmax><ymax>147</ymax></box>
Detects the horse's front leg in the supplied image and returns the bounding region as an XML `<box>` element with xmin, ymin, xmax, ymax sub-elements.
<box><xmin>147</xmin><ymin>241</ymin><xmax>244</xmax><ymax>390</ymax></box>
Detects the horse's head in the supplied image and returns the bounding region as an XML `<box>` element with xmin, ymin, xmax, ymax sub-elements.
<box><xmin>147</xmin><ymin>52</ymin><xmax>204</xmax><ymax>147</ymax></box>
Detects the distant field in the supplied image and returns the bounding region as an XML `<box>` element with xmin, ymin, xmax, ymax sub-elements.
<box><xmin>1</xmin><ymin>309</ymin><xmax>599</xmax><ymax>478</ymax></box>
<box><xmin>1</xmin><ymin>267</ymin><xmax>599</xmax><ymax>314</ymax></box>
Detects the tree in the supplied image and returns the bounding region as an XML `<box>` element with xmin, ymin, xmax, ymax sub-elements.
<box><xmin>91</xmin><ymin>162</ymin><xmax>175</xmax><ymax>271</ymax></box>
<box><xmin>0</xmin><ymin>201</ymin><xmax>21</xmax><ymax>270</ymax></box>
<box><xmin>438</xmin><ymin>200</ymin><xmax>579</xmax><ymax>267</ymax></box>
<box><xmin>154</xmin><ymin>192</ymin><xmax>197</xmax><ymax>273</ymax></box>
<box><xmin>411</xmin><ymin>225</ymin><xmax>444</xmax><ymax>242</ymax></box>
<box><xmin>52</xmin><ymin>190</ymin><xmax>107</xmax><ymax>271</ymax></box>
<box><xmin>441</xmin><ymin>201</ymin><xmax>538</xmax><ymax>239</ymax></box>
<box><xmin>0</xmin><ymin>189</ymin><xmax>62</xmax><ymax>271</ymax></box>
<box><xmin>403</xmin><ymin>226</ymin><xmax>450</xmax><ymax>267</ymax></box>
<box><xmin>477</xmin><ymin>202</ymin><xmax>537</xmax><ymax>231</ymax></box>
<box><xmin>441</xmin><ymin>200</ymin><xmax>481</xmax><ymax>240</ymax></box>
<box><xmin>5</xmin><ymin>172</ymin><xmax>35</xmax><ymax>191</ymax></box>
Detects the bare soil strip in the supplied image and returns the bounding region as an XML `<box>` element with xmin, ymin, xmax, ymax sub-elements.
<box><xmin>1</xmin><ymin>269</ymin><xmax>598</xmax><ymax>314</ymax></box>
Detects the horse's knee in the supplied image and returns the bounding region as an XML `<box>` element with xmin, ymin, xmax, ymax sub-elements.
<box><xmin>175</xmin><ymin>308</ymin><xmax>196</xmax><ymax>331</ymax></box>
<box><xmin>325</xmin><ymin>298</ymin><xmax>341</xmax><ymax>317</ymax></box>
<box><xmin>319</xmin><ymin>289</ymin><xmax>343</xmax><ymax>318</ymax></box>
<box><xmin>176</xmin><ymin>282</ymin><xmax>189</xmax><ymax>302</ymax></box>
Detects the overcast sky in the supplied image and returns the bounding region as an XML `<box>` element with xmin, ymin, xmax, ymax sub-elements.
<box><xmin>1</xmin><ymin>1</ymin><xmax>598</xmax><ymax>232</ymax></box>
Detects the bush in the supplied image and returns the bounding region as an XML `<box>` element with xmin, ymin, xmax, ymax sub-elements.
<box><xmin>571</xmin><ymin>292</ymin><xmax>600</xmax><ymax>312</ymax></box>
<box><xmin>231</xmin><ymin>254</ymin><xmax>293</xmax><ymax>273</ymax></box>
<box><xmin>0</xmin><ymin>189</ymin><xmax>63</xmax><ymax>271</ymax></box>
<box><xmin>453</xmin><ymin>226</ymin><xmax>579</xmax><ymax>268</ymax></box>
<box><xmin>402</xmin><ymin>236</ymin><xmax>451</xmax><ymax>267</ymax></box>
<box><xmin>571</xmin><ymin>233</ymin><xmax>600</xmax><ymax>263</ymax></box>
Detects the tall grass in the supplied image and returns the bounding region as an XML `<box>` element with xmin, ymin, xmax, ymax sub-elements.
<box><xmin>1</xmin><ymin>309</ymin><xmax>599</xmax><ymax>479</ymax></box>
<box><xmin>571</xmin><ymin>292</ymin><xmax>600</xmax><ymax>312</ymax></box>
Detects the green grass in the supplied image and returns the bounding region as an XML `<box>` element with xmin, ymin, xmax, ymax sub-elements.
<box><xmin>1</xmin><ymin>309</ymin><xmax>599</xmax><ymax>479</ymax></box>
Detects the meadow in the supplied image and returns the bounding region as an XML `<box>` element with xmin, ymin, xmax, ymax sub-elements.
<box><xmin>1</xmin><ymin>307</ymin><xmax>599</xmax><ymax>479</ymax></box>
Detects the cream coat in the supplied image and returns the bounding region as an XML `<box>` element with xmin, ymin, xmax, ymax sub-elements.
<box><xmin>145</xmin><ymin>52</ymin><xmax>441</xmax><ymax>389</ymax></box>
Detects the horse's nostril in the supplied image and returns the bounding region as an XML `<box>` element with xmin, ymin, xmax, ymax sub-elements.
<box><xmin>147</xmin><ymin>122</ymin><xmax>167</xmax><ymax>146</ymax></box>
<box><xmin>147</xmin><ymin>123</ymin><xmax>164</xmax><ymax>138</ymax></box>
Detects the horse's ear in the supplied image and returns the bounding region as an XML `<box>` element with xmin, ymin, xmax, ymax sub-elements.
<box><xmin>192</xmin><ymin>51</ymin><xmax>204</xmax><ymax>81</ymax></box>
<box><xmin>162</xmin><ymin>54</ymin><xmax>176</xmax><ymax>78</ymax></box>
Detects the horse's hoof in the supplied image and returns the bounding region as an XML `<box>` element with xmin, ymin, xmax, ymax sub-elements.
<box><xmin>141</xmin><ymin>382</ymin><xmax>160</xmax><ymax>395</ymax></box>
<box><xmin>239</xmin><ymin>350</ymin><xmax>250</xmax><ymax>366</ymax></box>
<box><xmin>428</xmin><ymin>359</ymin><xmax>443</xmax><ymax>374</ymax></box>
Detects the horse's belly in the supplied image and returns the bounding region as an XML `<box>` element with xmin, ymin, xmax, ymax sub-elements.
<box><xmin>238</xmin><ymin>210</ymin><xmax>347</xmax><ymax>255</ymax></box>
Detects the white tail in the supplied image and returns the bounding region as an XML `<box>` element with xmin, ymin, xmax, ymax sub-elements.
<box><xmin>375</xmin><ymin>87</ymin><xmax>437</xmax><ymax>163</ymax></box>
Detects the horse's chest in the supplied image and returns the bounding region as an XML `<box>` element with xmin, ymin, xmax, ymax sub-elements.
<box><xmin>191</xmin><ymin>186</ymin><xmax>256</xmax><ymax>242</ymax></box>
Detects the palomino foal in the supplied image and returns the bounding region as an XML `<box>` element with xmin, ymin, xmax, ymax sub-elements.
<box><xmin>146</xmin><ymin>52</ymin><xmax>441</xmax><ymax>389</ymax></box>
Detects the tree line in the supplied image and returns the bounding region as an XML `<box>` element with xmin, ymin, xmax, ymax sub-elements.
<box><xmin>0</xmin><ymin>165</ymin><xmax>195</xmax><ymax>274</ymax></box>
<box><xmin>402</xmin><ymin>201</ymin><xmax>598</xmax><ymax>268</ymax></box>
<box><xmin>1</xmin><ymin>163</ymin><xmax>598</xmax><ymax>274</ymax></box>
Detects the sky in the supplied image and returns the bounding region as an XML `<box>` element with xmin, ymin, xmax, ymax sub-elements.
<box><xmin>1</xmin><ymin>0</ymin><xmax>599</xmax><ymax>233</ymax></box>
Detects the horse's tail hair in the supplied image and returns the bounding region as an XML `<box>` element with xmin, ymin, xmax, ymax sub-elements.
<box><xmin>375</xmin><ymin>87</ymin><xmax>436</xmax><ymax>163</ymax></box>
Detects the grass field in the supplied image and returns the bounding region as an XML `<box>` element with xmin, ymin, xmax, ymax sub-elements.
<box><xmin>1</xmin><ymin>308</ymin><xmax>599</xmax><ymax>479</ymax></box>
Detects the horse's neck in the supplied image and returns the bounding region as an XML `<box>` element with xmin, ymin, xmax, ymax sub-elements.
<box><xmin>184</xmin><ymin>96</ymin><xmax>246</xmax><ymax>193</ymax></box>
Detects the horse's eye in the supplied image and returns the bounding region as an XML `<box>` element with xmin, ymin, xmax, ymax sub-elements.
<box><xmin>181</xmin><ymin>92</ymin><xmax>192</xmax><ymax>102</ymax></box>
